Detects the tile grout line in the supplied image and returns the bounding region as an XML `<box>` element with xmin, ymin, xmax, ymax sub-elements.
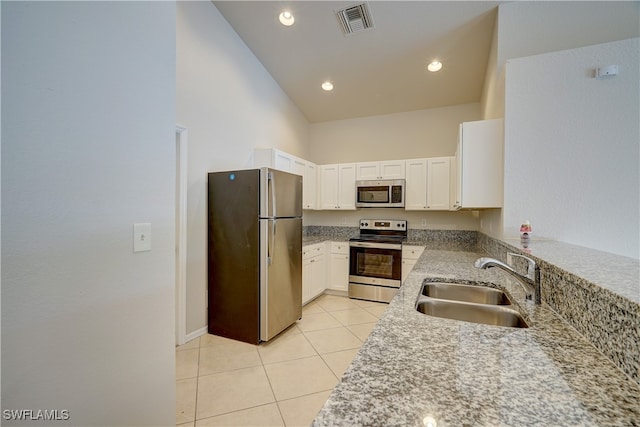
<box><xmin>255</xmin><ymin>351</ymin><xmax>286</xmax><ymax>426</ymax></box>
<box><xmin>193</xmin><ymin>336</ymin><xmax>202</xmax><ymax>425</ymax></box>
<box><xmin>177</xmin><ymin>295</ymin><xmax>385</xmax><ymax>426</ymax></box>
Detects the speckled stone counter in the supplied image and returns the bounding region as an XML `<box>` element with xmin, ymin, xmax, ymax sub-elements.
<box><xmin>313</xmin><ymin>249</ymin><xmax>640</xmax><ymax>426</ymax></box>
<box><xmin>479</xmin><ymin>235</ymin><xmax>640</xmax><ymax>384</ymax></box>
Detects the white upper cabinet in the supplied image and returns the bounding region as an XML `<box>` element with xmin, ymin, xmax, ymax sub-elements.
<box><xmin>319</xmin><ymin>163</ymin><xmax>356</xmax><ymax>210</ymax></box>
<box><xmin>426</xmin><ymin>157</ymin><xmax>451</xmax><ymax>210</ymax></box>
<box><xmin>254</xmin><ymin>148</ymin><xmax>308</xmax><ymax>175</ymax></box>
<box><xmin>303</xmin><ymin>162</ymin><xmax>317</xmax><ymax>210</ymax></box>
<box><xmin>453</xmin><ymin>119</ymin><xmax>503</xmax><ymax>209</ymax></box>
<box><xmin>254</xmin><ymin>148</ymin><xmax>317</xmax><ymax>210</ymax></box>
<box><xmin>292</xmin><ymin>157</ymin><xmax>306</xmax><ymax>177</ymax></box>
<box><xmin>405</xmin><ymin>157</ymin><xmax>450</xmax><ymax>210</ymax></box>
<box><xmin>404</xmin><ymin>159</ymin><xmax>428</xmax><ymax>210</ymax></box>
<box><xmin>356</xmin><ymin>161</ymin><xmax>405</xmax><ymax>180</ymax></box>
<box><xmin>254</xmin><ymin>148</ymin><xmax>300</xmax><ymax>175</ymax></box>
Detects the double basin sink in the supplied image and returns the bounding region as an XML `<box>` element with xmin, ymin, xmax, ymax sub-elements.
<box><xmin>416</xmin><ymin>282</ymin><xmax>529</xmax><ymax>328</ymax></box>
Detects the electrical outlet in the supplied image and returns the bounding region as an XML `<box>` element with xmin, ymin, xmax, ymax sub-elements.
<box><xmin>421</xmin><ymin>219</ymin><xmax>427</xmax><ymax>227</ymax></box>
<box><xmin>134</xmin><ymin>223</ymin><xmax>151</xmax><ymax>252</ymax></box>
<box><xmin>342</xmin><ymin>216</ymin><xmax>347</xmax><ymax>225</ymax></box>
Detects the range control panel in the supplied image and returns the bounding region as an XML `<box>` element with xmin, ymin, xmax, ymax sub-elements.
<box><xmin>359</xmin><ymin>219</ymin><xmax>407</xmax><ymax>231</ymax></box>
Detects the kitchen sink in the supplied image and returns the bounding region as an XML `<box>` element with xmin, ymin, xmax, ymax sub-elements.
<box><xmin>421</xmin><ymin>282</ymin><xmax>512</xmax><ymax>305</ymax></box>
<box><xmin>416</xmin><ymin>298</ymin><xmax>529</xmax><ymax>328</ymax></box>
<box><xmin>416</xmin><ymin>281</ymin><xmax>528</xmax><ymax>328</ymax></box>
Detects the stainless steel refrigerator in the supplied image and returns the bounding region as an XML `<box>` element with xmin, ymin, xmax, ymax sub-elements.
<box><xmin>208</xmin><ymin>167</ymin><xmax>303</xmax><ymax>344</ymax></box>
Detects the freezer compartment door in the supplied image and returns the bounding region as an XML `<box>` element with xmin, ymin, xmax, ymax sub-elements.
<box><xmin>260</xmin><ymin>217</ymin><xmax>302</xmax><ymax>341</ymax></box>
<box><xmin>260</xmin><ymin>168</ymin><xmax>303</xmax><ymax>218</ymax></box>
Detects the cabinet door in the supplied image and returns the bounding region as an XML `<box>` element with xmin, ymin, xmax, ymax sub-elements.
<box><xmin>379</xmin><ymin>161</ymin><xmax>405</xmax><ymax>179</ymax></box>
<box><xmin>401</xmin><ymin>245</ymin><xmax>424</xmax><ymax>283</ymax></box>
<box><xmin>302</xmin><ymin>257</ymin><xmax>312</xmax><ymax>304</ymax></box>
<box><xmin>303</xmin><ymin>162</ymin><xmax>317</xmax><ymax>210</ymax></box>
<box><xmin>355</xmin><ymin>162</ymin><xmax>379</xmax><ymax>180</ymax></box>
<box><xmin>319</xmin><ymin>164</ymin><xmax>339</xmax><ymax>209</ymax></box>
<box><xmin>274</xmin><ymin>150</ymin><xmax>294</xmax><ymax>172</ymax></box>
<box><xmin>337</xmin><ymin>163</ymin><xmax>356</xmax><ymax>210</ymax></box>
<box><xmin>405</xmin><ymin>158</ymin><xmax>428</xmax><ymax>210</ymax></box>
<box><xmin>329</xmin><ymin>252</ymin><xmax>349</xmax><ymax>291</ymax></box>
<box><xmin>402</xmin><ymin>245</ymin><xmax>425</xmax><ymax>260</ymax></box>
<box><xmin>356</xmin><ymin>161</ymin><xmax>405</xmax><ymax>180</ymax></box>
<box><xmin>457</xmin><ymin>119</ymin><xmax>503</xmax><ymax>208</ymax></box>
<box><xmin>453</xmin><ymin>133</ymin><xmax>462</xmax><ymax>209</ymax></box>
<box><xmin>292</xmin><ymin>158</ymin><xmax>306</xmax><ymax>177</ymax></box>
<box><xmin>401</xmin><ymin>259</ymin><xmax>417</xmax><ymax>283</ymax></box>
<box><xmin>426</xmin><ymin>157</ymin><xmax>450</xmax><ymax>210</ymax></box>
<box><xmin>310</xmin><ymin>254</ymin><xmax>327</xmax><ymax>300</ymax></box>
<box><xmin>449</xmin><ymin>156</ymin><xmax>458</xmax><ymax>210</ymax></box>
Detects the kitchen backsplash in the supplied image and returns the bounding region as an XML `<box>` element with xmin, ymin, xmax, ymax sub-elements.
<box><xmin>303</xmin><ymin>225</ymin><xmax>359</xmax><ymax>241</ymax></box>
<box><xmin>303</xmin><ymin>226</ymin><xmax>477</xmax><ymax>251</ymax></box>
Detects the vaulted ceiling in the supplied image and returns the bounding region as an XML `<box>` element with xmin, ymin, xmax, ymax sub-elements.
<box><xmin>213</xmin><ymin>1</ymin><xmax>500</xmax><ymax>123</ymax></box>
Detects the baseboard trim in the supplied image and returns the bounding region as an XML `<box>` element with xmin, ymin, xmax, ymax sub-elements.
<box><xmin>185</xmin><ymin>326</ymin><xmax>207</xmax><ymax>344</ymax></box>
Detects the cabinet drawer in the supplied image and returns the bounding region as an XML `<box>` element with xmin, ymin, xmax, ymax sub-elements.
<box><xmin>303</xmin><ymin>243</ymin><xmax>325</xmax><ymax>260</ymax></box>
<box><xmin>330</xmin><ymin>242</ymin><xmax>349</xmax><ymax>254</ymax></box>
<box><xmin>402</xmin><ymin>245</ymin><xmax>425</xmax><ymax>260</ymax></box>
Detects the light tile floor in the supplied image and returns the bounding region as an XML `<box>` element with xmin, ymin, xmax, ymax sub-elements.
<box><xmin>176</xmin><ymin>294</ymin><xmax>387</xmax><ymax>426</ymax></box>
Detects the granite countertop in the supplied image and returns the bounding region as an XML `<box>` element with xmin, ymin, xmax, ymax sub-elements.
<box><xmin>302</xmin><ymin>236</ymin><xmax>340</xmax><ymax>246</ymax></box>
<box><xmin>313</xmin><ymin>248</ymin><xmax>640</xmax><ymax>426</ymax></box>
<box><xmin>500</xmin><ymin>237</ymin><xmax>639</xmax><ymax>304</ymax></box>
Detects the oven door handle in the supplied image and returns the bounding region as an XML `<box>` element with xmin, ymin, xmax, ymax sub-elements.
<box><xmin>349</xmin><ymin>241</ymin><xmax>402</xmax><ymax>250</ymax></box>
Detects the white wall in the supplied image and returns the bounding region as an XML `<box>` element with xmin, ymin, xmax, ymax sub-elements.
<box><xmin>504</xmin><ymin>38</ymin><xmax>639</xmax><ymax>259</ymax></box>
<box><xmin>479</xmin><ymin>1</ymin><xmax>640</xmax><ymax>239</ymax></box>
<box><xmin>2</xmin><ymin>2</ymin><xmax>176</xmax><ymax>425</ymax></box>
<box><xmin>483</xmin><ymin>1</ymin><xmax>640</xmax><ymax>120</ymax></box>
<box><xmin>177</xmin><ymin>2</ymin><xmax>310</xmax><ymax>335</ymax></box>
<box><xmin>497</xmin><ymin>2</ymin><xmax>640</xmax><ymax>69</ymax></box>
<box><xmin>309</xmin><ymin>103</ymin><xmax>480</xmax><ymax>164</ymax></box>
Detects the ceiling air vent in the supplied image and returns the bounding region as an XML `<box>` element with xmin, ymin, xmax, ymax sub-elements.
<box><xmin>336</xmin><ymin>3</ymin><xmax>374</xmax><ymax>35</ymax></box>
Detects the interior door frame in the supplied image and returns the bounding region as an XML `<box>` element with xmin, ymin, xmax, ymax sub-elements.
<box><xmin>175</xmin><ymin>125</ymin><xmax>188</xmax><ymax>346</ymax></box>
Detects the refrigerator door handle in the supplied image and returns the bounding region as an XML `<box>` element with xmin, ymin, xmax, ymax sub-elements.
<box><xmin>268</xmin><ymin>219</ymin><xmax>276</xmax><ymax>265</ymax></box>
<box><xmin>269</xmin><ymin>171</ymin><xmax>277</xmax><ymax>218</ymax></box>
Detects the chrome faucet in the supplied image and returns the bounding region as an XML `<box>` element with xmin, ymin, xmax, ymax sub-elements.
<box><xmin>474</xmin><ymin>253</ymin><xmax>541</xmax><ymax>304</ymax></box>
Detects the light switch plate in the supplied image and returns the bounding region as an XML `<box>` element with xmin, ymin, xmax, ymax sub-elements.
<box><xmin>133</xmin><ymin>223</ymin><xmax>151</xmax><ymax>252</ymax></box>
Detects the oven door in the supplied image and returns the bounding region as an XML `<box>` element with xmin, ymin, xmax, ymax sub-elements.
<box><xmin>349</xmin><ymin>242</ymin><xmax>402</xmax><ymax>288</ymax></box>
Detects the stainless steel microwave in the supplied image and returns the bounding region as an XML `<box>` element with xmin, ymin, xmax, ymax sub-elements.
<box><xmin>355</xmin><ymin>179</ymin><xmax>405</xmax><ymax>208</ymax></box>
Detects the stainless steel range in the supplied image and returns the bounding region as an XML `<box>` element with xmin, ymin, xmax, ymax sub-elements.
<box><xmin>348</xmin><ymin>219</ymin><xmax>407</xmax><ymax>303</ymax></box>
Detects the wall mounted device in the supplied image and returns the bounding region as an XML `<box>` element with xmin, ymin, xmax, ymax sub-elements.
<box><xmin>595</xmin><ymin>65</ymin><xmax>619</xmax><ymax>79</ymax></box>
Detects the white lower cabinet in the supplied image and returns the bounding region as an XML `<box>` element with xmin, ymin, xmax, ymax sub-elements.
<box><xmin>302</xmin><ymin>243</ymin><xmax>327</xmax><ymax>304</ymax></box>
<box><xmin>328</xmin><ymin>242</ymin><xmax>349</xmax><ymax>292</ymax></box>
<box><xmin>402</xmin><ymin>245</ymin><xmax>425</xmax><ymax>283</ymax></box>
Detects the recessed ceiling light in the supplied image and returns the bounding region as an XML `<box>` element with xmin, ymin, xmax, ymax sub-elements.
<box><xmin>321</xmin><ymin>81</ymin><xmax>334</xmax><ymax>91</ymax></box>
<box><xmin>278</xmin><ymin>11</ymin><xmax>295</xmax><ymax>26</ymax></box>
<box><xmin>427</xmin><ymin>60</ymin><xmax>443</xmax><ymax>72</ymax></box>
